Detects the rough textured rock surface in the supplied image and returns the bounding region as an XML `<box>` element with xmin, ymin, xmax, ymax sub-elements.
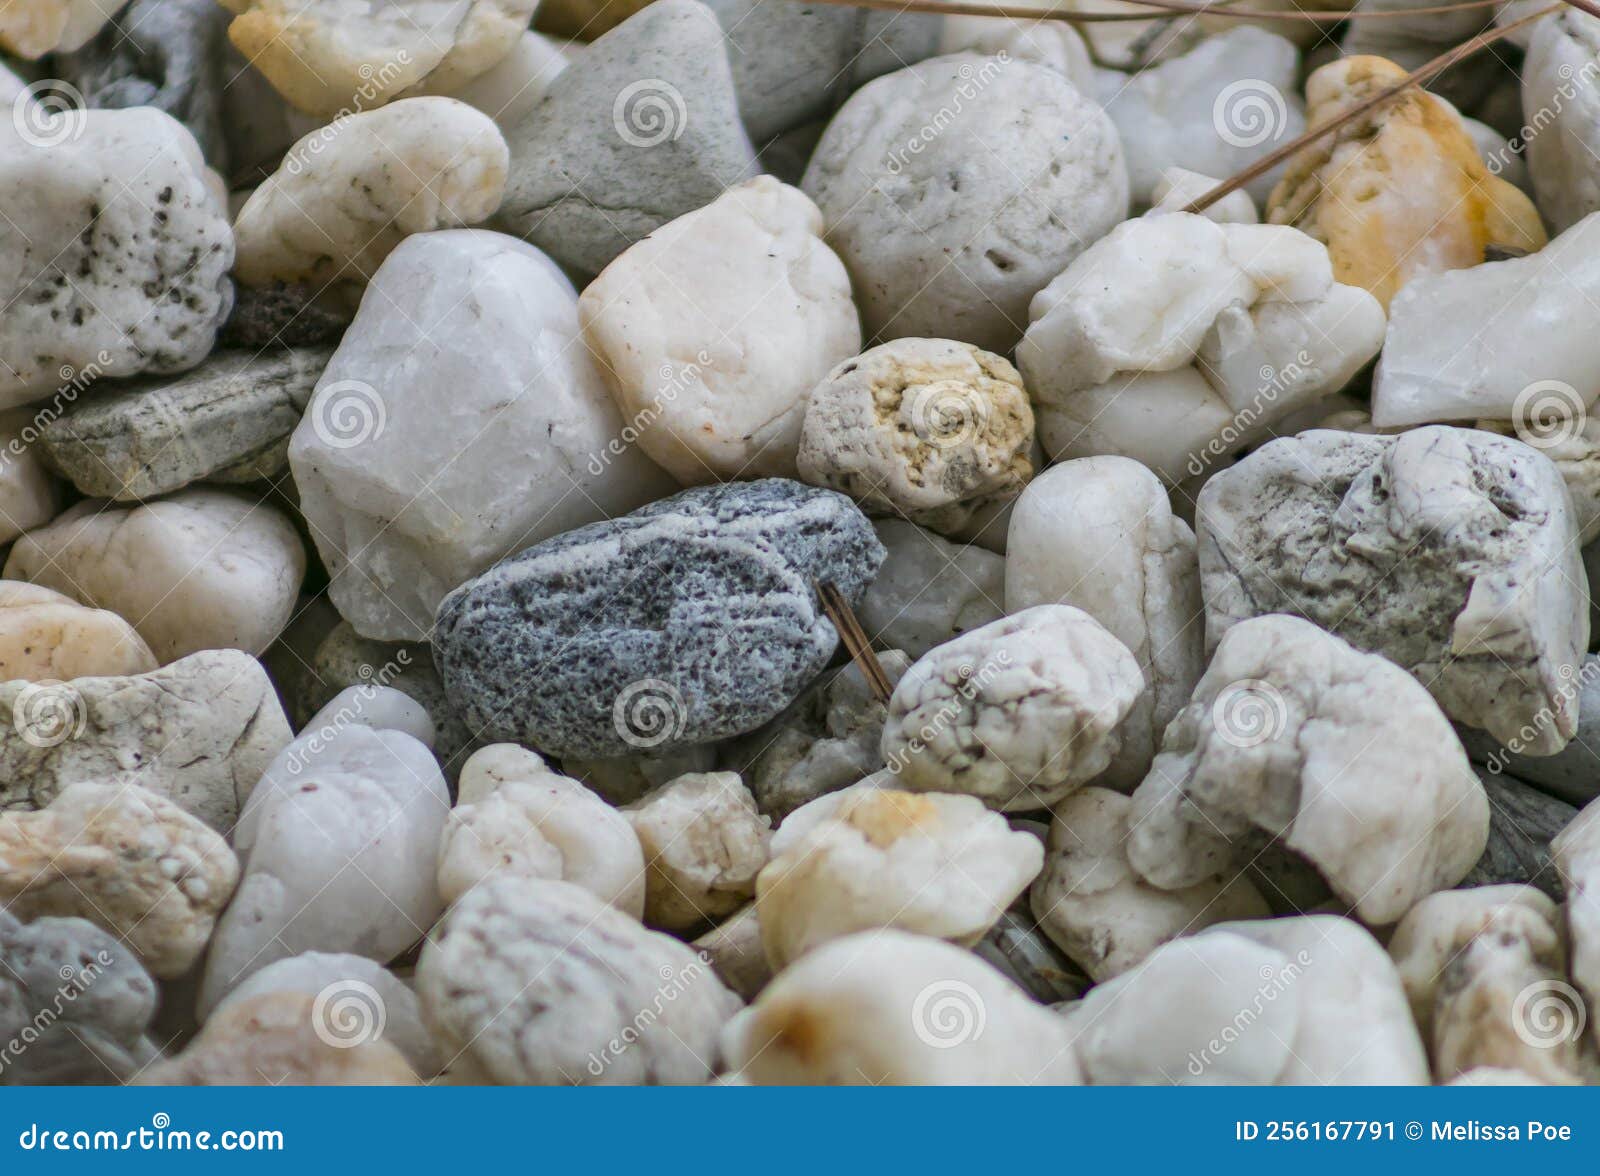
<box><xmin>625</xmin><ymin>771</ymin><xmax>770</xmax><ymax>932</ymax></box>
<box><xmin>0</xmin><ymin>107</ymin><xmax>233</xmax><ymax>407</ymax></box>
<box><xmin>579</xmin><ymin>177</ymin><xmax>860</xmax><ymax>484</ymax></box>
<box><xmin>6</xmin><ymin>488</ymin><xmax>306</xmax><ymax>662</ymax></box>
<box><xmin>0</xmin><ymin>912</ymin><xmax>158</xmax><ymax>1085</ymax></box>
<box><xmin>1197</xmin><ymin>427</ymin><xmax>1588</xmax><ymax>754</ymax></box>
<box><xmin>497</xmin><ymin>0</ymin><xmax>759</xmax><ymax>275</ymax></box>
<box><xmin>0</xmin><ymin>781</ymin><xmax>238</xmax><ymax>977</ymax></box>
<box><xmin>1007</xmin><ymin>457</ymin><xmax>1204</xmax><ymax>788</ymax></box>
<box><xmin>0</xmin><ymin>581</ymin><xmax>156</xmax><ymax>680</ymax></box>
<box><xmin>1266</xmin><ymin>55</ymin><xmax>1544</xmax><ymax>309</ymax></box>
<box><xmin>37</xmin><ymin>347</ymin><xmax>331</xmax><ymax>500</ymax></box>
<box><xmin>0</xmin><ymin>650</ymin><xmax>292</xmax><ymax>832</ymax></box>
<box><xmin>139</xmin><ymin>991</ymin><xmax>419</xmax><ymax>1085</ymax></box>
<box><xmin>881</xmin><ymin>605</ymin><xmax>1143</xmax><ymax>810</ymax></box>
<box><xmin>804</xmin><ymin>53</ymin><xmax>1126</xmax><ymax>353</ymax></box>
<box><xmin>291</xmin><ymin>229</ymin><xmax>675</xmax><ymax>641</ymax></box>
<box><xmin>56</xmin><ymin>0</ymin><xmax>232</xmax><ymax>168</ymax></box>
<box><xmin>234</xmin><ymin>98</ymin><xmax>509</xmax><ymax>290</ymax></box>
<box><xmin>1127</xmin><ymin>614</ymin><xmax>1489</xmax><ymax>925</ymax></box>
<box><xmin>797</xmin><ymin>339</ymin><xmax>1034</xmax><ymax>533</ymax></box>
<box><xmin>434</xmin><ymin>479</ymin><xmax>884</xmax><ymax>758</ymax></box>
<box><xmin>417</xmin><ymin>877</ymin><xmax>743</xmax><ymax>1084</ymax></box>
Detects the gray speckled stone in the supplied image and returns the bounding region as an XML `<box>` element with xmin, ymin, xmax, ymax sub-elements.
<box><xmin>0</xmin><ymin>912</ymin><xmax>158</xmax><ymax>1085</ymax></box>
<box><xmin>220</xmin><ymin>283</ymin><xmax>350</xmax><ymax>350</ymax></box>
<box><xmin>704</xmin><ymin>0</ymin><xmax>942</xmax><ymax>142</ymax></box>
<box><xmin>434</xmin><ymin>479</ymin><xmax>885</xmax><ymax>759</ymax></box>
<box><xmin>497</xmin><ymin>0</ymin><xmax>759</xmax><ymax>276</ymax></box>
<box><xmin>1462</xmin><ymin>769</ymin><xmax>1578</xmax><ymax>901</ymax></box>
<box><xmin>37</xmin><ymin>347</ymin><xmax>331</xmax><ymax>500</ymax></box>
<box><xmin>56</xmin><ymin>0</ymin><xmax>232</xmax><ymax>170</ymax></box>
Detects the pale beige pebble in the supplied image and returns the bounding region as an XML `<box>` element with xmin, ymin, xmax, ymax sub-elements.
<box><xmin>756</xmin><ymin>785</ymin><xmax>1043</xmax><ymax>969</ymax></box>
<box><xmin>938</xmin><ymin>18</ymin><xmax>1094</xmax><ymax>92</ymax></box>
<box><xmin>1148</xmin><ymin>168</ymin><xmax>1258</xmax><ymax>224</ymax></box>
<box><xmin>1552</xmin><ymin>797</ymin><xmax>1600</xmax><ymax>1052</ymax></box>
<box><xmin>437</xmin><ymin>744</ymin><xmax>645</xmax><ymax>916</ymax></box>
<box><xmin>1005</xmin><ymin>457</ymin><xmax>1204</xmax><ymax>788</ymax></box>
<box><xmin>579</xmin><ymin>176</ymin><xmax>860</xmax><ymax>484</ymax></box>
<box><xmin>0</xmin><ymin>581</ymin><xmax>157</xmax><ymax>680</ymax></box>
<box><xmin>5</xmin><ymin>488</ymin><xmax>306</xmax><ymax>663</ymax></box>
<box><xmin>692</xmin><ymin>903</ymin><xmax>772</xmax><ymax>1002</ymax></box>
<box><xmin>0</xmin><ymin>408</ymin><xmax>62</xmax><ymax>543</ymax></box>
<box><xmin>881</xmin><ymin>605</ymin><xmax>1144</xmax><ymax>810</ymax></box>
<box><xmin>722</xmin><ymin>928</ymin><xmax>1082</xmax><ymax>1085</ymax></box>
<box><xmin>137</xmin><ymin>992</ymin><xmax>419</xmax><ymax>1085</ymax></box>
<box><xmin>234</xmin><ymin>98</ymin><xmax>509</xmax><ymax>290</ymax></box>
<box><xmin>1030</xmin><ymin>788</ymin><xmax>1269</xmax><ymax>983</ymax></box>
<box><xmin>452</xmin><ymin>31</ymin><xmax>573</xmax><ymax>130</ymax></box>
<box><xmin>224</xmin><ymin>0</ymin><xmax>539</xmax><ymax>118</ymax></box>
<box><xmin>1388</xmin><ymin>884</ymin><xmax>1581</xmax><ymax>1084</ymax></box>
<box><xmin>625</xmin><ymin>771</ymin><xmax>771</xmax><ymax>933</ymax></box>
<box><xmin>796</xmin><ymin>339</ymin><xmax>1035</xmax><ymax>535</ymax></box>
<box><xmin>0</xmin><ymin>781</ymin><xmax>238</xmax><ymax>978</ymax></box>
<box><xmin>0</xmin><ymin>0</ymin><xmax>121</xmax><ymax>57</ymax></box>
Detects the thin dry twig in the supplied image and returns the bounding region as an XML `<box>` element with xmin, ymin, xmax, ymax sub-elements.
<box><xmin>816</xmin><ymin>580</ymin><xmax>894</xmax><ymax>704</ymax></box>
<box><xmin>786</xmin><ymin>0</ymin><xmax>1510</xmax><ymax>24</ymax></box>
<box><xmin>1180</xmin><ymin>1</ymin><xmax>1567</xmax><ymax>214</ymax></box>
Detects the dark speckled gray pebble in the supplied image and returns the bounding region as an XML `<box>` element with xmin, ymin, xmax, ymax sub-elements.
<box><xmin>433</xmin><ymin>478</ymin><xmax>884</xmax><ymax>759</ymax></box>
<box><xmin>55</xmin><ymin>0</ymin><xmax>232</xmax><ymax>170</ymax></box>
<box><xmin>0</xmin><ymin>912</ymin><xmax>159</xmax><ymax>1085</ymax></box>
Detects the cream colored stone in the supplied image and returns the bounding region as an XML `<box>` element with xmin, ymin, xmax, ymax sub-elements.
<box><xmin>625</xmin><ymin>772</ymin><xmax>771</xmax><ymax>933</ymax></box>
<box><xmin>225</xmin><ymin>0</ymin><xmax>539</xmax><ymax>118</ymax></box>
<box><xmin>1552</xmin><ymin>798</ymin><xmax>1600</xmax><ymax>1053</ymax></box>
<box><xmin>0</xmin><ymin>581</ymin><xmax>156</xmax><ymax>680</ymax></box>
<box><xmin>756</xmin><ymin>785</ymin><xmax>1043</xmax><ymax>968</ymax></box>
<box><xmin>1149</xmin><ymin>168</ymin><xmax>1258</xmax><ymax>224</ymax></box>
<box><xmin>452</xmin><ymin>31</ymin><xmax>573</xmax><ymax>129</ymax></box>
<box><xmin>881</xmin><ymin>605</ymin><xmax>1143</xmax><ymax>810</ymax></box>
<box><xmin>1031</xmin><ymin>788</ymin><xmax>1269</xmax><ymax>982</ymax></box>
<box><xmin>0</xmin><ymin>0</ymin><xmax>121</xmax><ymax>57</ymax></box>
<box><xmin>797</xmin><ymin>339</ymin><xmax>1034</xmax><ymax>535</ymax></box>
<box><xmin>234</xmin><ymin>98</ymin><xmax>508</xmax><ymax>290</ymax></box>
<box><xmin>1389</xmin><ymin>885</ymin><xmax>1580</xmax><ymax>1083</ymax></box>
<box><xmin>0</xmin><ymin>781</ymin><xmax>237</xmax><ymax>978</ymax></box>
<box><xmin>722</xmin><ymin>929</ymin><xmax>1082</xmax><ymax>1084</ymax></box>
<box><xmin>579</xmin><ymin>177</ymin><xmax>860</xmax><ymax>484</ymax></box>
<box><xmin>5</xmin><ymin>488</ymin><xmax>306</xmax><ymax>663</ymax></box>
<box><xmin>438</xmin><ymin>743</ymin><xmax>645</xmax><ymax>916</ymax></box>
<box><xmin>0</xmin><ymin>409</ymin><xmax>61</xmax><ymax>543</ymax></box>
<box><xmin>138</xmin><ymin>992</ymin><xmax>419</xmax><ymax>1085</ymax></box>
<box><xmin>1267</xmin><ymin>55</ymin><xmax>1546</xmax><ymax>309</ymax></box>
<box><xmin>1018</xmin><ymin>213</ymin><xmax>1385</xmax><ymax>483</ymax></box>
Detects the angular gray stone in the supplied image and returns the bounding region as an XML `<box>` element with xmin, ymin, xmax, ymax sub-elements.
<box><xmin>704</xmin><ymin>0</ymin><xmax>942</xmax><ymax>142</ymax></box>
<box><xmin>434</xmin><ymin>478</ymin><xmax>885</xmax><ymax>759</ymax></box>
<box><xmin>55</xmin><ymin>0</ymin><xmax>232</xmax><ymax>170</ymax></box>
<box><xmin>0</xmin><ymin>650</ymin><xmax>293</xmax><ymax>832</ymax></box>
<box><xmin>1462</xmin><ymin>769</ymin><xmax>1578</xmax><ymax>901</ymax></box>
<box><xmin>37</xmin><ymin>347</ymin><xmax>331</xmax><ymax>500</ymax></box>
<box><xmin>0</xmin><ymin>912</ymin><xmax>159</xmax><ymax>1085</ymax></box>
<box><xmin>496</xmin><ymin>0</ymin><xmax>759</xmax><ymax>275</ymax></box>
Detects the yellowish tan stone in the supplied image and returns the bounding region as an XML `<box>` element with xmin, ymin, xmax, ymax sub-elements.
<box><xmin>0</xmin><ymin>581</ymin><xmax>157</xmax><ymax>681</ymax></box>
<box><xmin>1266</xmin><ymin>55</ymin><xmax>1546</xmax><ymax>309</ymax></box>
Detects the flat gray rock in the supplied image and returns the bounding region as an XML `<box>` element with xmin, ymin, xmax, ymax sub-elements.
<box><xmin>434</xmin><ymin>478</ymin><xmax>884</xmax><ymax>759</ymax></box>
<box><xmin>56</xmin><ymin>0</ymin><xmax>232</xmax><ymax>170</ymax></box>
<box><xmin>0</xmin><ymin>912</ymin><xmax>158</xmax><ymax>1085</ymax></box>
<box><xmin>1462</xmin><ymin>769</ymin><xmax>1578</xmax><ymax>901</ymax></box>
<box><xmin>37</xmin><ymin>347</ymin><xmax>331</xmax><ymax>500</ymax></box>
<box><xmin>496</xmin><ymin>0</ymin><xmax>759</xmax><ymax>275</ymax></box>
